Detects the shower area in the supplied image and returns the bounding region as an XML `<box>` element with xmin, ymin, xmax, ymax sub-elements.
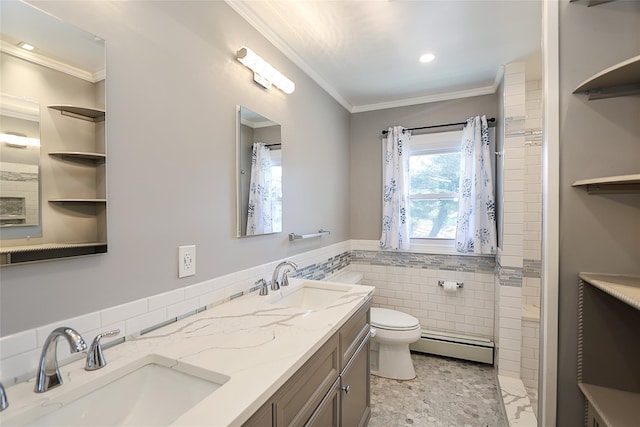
<box><xmin>494</xmin><ymin>57</ymin><xmax>543</xmax><ymax>423</ymax></box>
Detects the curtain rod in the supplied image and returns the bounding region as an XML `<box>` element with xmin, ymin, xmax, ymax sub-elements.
<box><xmin>381</xmin><ymin>117</ymin><xmax>496</xmax><ymax>136</ymax></box>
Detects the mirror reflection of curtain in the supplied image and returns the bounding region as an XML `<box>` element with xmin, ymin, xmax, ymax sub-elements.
<box><xmin>246</xmin><ymin>142</ymin><xmax>273</xmax><ymax>235</ymax></box>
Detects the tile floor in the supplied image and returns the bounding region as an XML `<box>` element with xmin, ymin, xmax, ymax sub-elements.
<box><xmin>369</xmin><ymin>352</ymin><xmax>508</xmax><ymax>427</ymax></box>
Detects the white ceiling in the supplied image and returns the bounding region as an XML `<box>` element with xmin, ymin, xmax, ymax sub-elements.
<box><xmin>227</xmin><ymin>0</ymin><xmax>542</xmax><ymax>112</ymax></box>
<box><xmin>0</xmin><ymin>0</ymin><xmax>105</xmax><ymax>82</ymax></box>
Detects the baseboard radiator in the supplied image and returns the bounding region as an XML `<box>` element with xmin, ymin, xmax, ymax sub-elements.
<box><xmin>409</xmin><ymin>329</ymin><xmax>494</xmax><ymax>365</ymax></box>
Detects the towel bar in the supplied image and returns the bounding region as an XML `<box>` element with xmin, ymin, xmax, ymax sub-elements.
<box><xmin>289</xmin><ymin>229</ymin><xmax>330</xmax><ymax>241</ymax></box>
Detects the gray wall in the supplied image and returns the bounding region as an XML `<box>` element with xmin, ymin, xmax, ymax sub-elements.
<box><xmin>557</xmin><ymin>1</ymin><xmax>640</xmax><ymax>425</ymax></box>
<box><xmin>0</xmin><ymin>1</ymin><xmax>351</xmax><ymax>335</ymax></box>
<box><xmin>349</xmin><ymin>94</ymin><xmax>499</xmax><ymax>239</ymax></box>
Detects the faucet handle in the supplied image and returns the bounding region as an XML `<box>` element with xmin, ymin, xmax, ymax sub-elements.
<box><xmin>282</xmin><ymin>270</ymin><xmax>291</xmax><ymax>287</ymax></box>
<box><xmin>0</xmin><ymin>382</ymin><xmax>8</xmax><ymax>411</ymax></box>
<box><xmin>257</xmin><ymin>278</ymin><xmax>269</xmax><ymax>296</ymax></box>
<box><xmin>85</xmin><ymin>329</ymin><xmax>120</xmax><ymax>371</ymax></box>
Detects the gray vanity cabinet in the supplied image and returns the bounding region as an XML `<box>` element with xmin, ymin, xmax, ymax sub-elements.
<box><xmin>243</xmin><ymin>299</ymin><xmax>371</xmax><ymax>427</ymax></box>
<box><xmin>338</xmin><ymin>335</ymin><xmax>370</xmax><ymax>427</ymax></box>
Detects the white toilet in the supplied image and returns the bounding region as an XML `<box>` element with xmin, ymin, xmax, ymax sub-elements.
<box><xmin>370</xmin><ymin>307</ymin><xmax>421</xmax><ymax>380</ymax></box>
<box><xmin>330</xmin><ymin>270</ymin><xmax>422</xmax><ymax>380</ymax></box>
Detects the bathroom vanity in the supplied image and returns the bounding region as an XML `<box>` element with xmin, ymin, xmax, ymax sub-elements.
<box><xmin>0</xmin><ymin>279</ymin><xmax>374</xmax><ymax>426</ymax></box>
<box><xmin>244</xmin><ymin>299</ymin><xmax>371</xmax><ymax>427</ymax></box>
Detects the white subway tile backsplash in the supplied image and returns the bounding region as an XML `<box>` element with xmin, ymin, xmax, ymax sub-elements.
<box><xmin>167</xmin><ymin>297</ymin><xmax>200</xmax><ymax>320</ymax></box>
<box><xmin>148</xmin><ymin>289</ymin><xmax>185</xmax><ymax>311</ymax></box>
<box><xmin>0</xmin><ymin>330</ymin><xmax>36</xmax><ymax>359</ymax></box>
<box><xmin>0</xmin><ymin>348</ymin><xmax>40</xmax><ymax>385</ymax></box>
<box><xmin>125</xmin><ymin>309</ymin><xmax>168</xmax><ymax>337</ymax></box>
<box><xmin>36</xmin><ymin>312</ymin><xmax>102</xmax><ymax>347</ymax></box>
<box><xmin>101</xmin><ymin>299</ymin><xmax>148</xmax><ymax>326</ymax></box>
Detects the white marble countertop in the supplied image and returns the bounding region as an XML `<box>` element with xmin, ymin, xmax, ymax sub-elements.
<box><xmin>0</xmin><ymin>279</ymin><xmax>374</xmax><ymax>426</ymax></box>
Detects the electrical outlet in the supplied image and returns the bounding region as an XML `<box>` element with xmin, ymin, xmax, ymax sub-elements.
<box><xmin>178</xmin><ymin>245</ymin><xmax>196</xmax><ymax>278</ymax></box>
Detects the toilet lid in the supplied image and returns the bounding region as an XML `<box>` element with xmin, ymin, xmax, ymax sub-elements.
<box><xmin>371</xmin><ymin>307</ymin><xmax>420</xmax><ymax>331</ymax></box>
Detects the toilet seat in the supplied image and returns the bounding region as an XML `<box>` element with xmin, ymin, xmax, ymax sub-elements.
<box><xmin>371</xmin><ymin>307</ymin><xmax>420</xmax><ymax>331</ymax></box>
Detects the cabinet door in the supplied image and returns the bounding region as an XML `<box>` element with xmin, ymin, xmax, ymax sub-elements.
<box><xmin>305</xmin><ymin>379</ymin><xmax>340</xmax><ymax>427</ymax></box>
<box><xmin>340</xmin><ymin>336</ymin><xmax>371</xmax><ymax>427</ymax></box>
<box><xmin>243</xmin><ymin>401</ymin><xmax>273</xmax><ymax>427</ymax></box>
<box><xmin>274</xmin><ymin>335</ymin><xmax>339</xmax><ymax>427</ymax></box>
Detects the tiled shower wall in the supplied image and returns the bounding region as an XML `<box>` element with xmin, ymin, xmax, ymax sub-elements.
<box><xmin>523</xmin><ymin>79</ymin><xmax>543</xmax><ymax>307</ymax></box>
<box><xmin>496</xmin><ymin>61</ymin><xmax>526</xmax><ymax>378</ymax></box>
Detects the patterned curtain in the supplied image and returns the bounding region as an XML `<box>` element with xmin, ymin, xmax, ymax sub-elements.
<box><xmin>380</xmin><ymin>126</ymin><xmax>411</xmax><ymax>250</ymax></box>
<box><xmin>455</xmin><ymin>115</ymin><xmax>496</xmax><ymax>254</ymax></box>
<box><xmin>246</xmin><ymin>143</ymin><xmax>273</xmax><ymax>235</ymax></box>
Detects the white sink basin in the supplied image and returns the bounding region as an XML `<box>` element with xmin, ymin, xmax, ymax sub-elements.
<box><xmin>267</xmin><ymin>282</ymin><xmax>351</xmax><ymax>310</ymax></box>
<box><xmin>16</xmin><ymin>354</ymin><xmax>229</xmax><ymax>426</ymax></box>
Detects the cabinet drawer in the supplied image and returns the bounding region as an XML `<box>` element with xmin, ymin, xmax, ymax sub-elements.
<box><xmin>339</xmin><ymin>298</ymin><xmax>371</xmax><ymax>370</ymax></box>
<box><xmin>274</xmin><ymin>334</ymin><xmax>339</xmax><ymax>427</ymax></box>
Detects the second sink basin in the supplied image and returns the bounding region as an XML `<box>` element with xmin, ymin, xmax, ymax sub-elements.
<box><xmin>267</xmin><ymin>281</ymin><xmax>351</xmax><ymax>310</ymax></box>
<box><xmin>14</xmin><ymin>354</ymin><xmax>229</xmax><ymax>426</ymax></box>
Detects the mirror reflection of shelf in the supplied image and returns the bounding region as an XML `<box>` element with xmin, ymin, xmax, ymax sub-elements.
<box><xmin>0</xmin><ymin>242</ymin><xmax>107</xmax><ymax>266</ymax></box>
<box><xmin>49</xmin><ymin>151</ymin><xmax>106</xmax><ymax>162</ymax></box>
<box><xmin>49</xmin><ymin>199</ymin><xmax>107</xmax><ymax>203</ymax></box>
<box><xmin>573</xmin><ymin>55</ymin><xmax>640</xmax><ymax>100</ymax></box>
<box><xmin>48</xmin><ymin>105</ymin><xmax>105</xmax><ymax>122</ymax></box>
<box><xmin>569</xmin><ymin>0</ymin><xmax>616</xmax><ymax>6</ymax></box>
<box><xmin>572</xmin><ymin>174</ymin><xmax>640</xmax><ymax>193</ymax></box>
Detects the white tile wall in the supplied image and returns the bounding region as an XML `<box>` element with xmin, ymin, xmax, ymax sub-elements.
<box><xmin>521</xmin><ymin>318</ymin><xmax>540</xmax><ymax>390</ymax></box>
<box><xmin>497</xmin><ymin>62</ymin><xmax>526</xmax><ymax>378</ymax></box>
<box><xmin>0</xmin><ymin>241</ymin><xmax>351</xmax><ymax>385</ymax></box>
<box><xmin>348</xmin><ymin>263</ymin><xmax>496</xmax><ymax>339</ymax></box>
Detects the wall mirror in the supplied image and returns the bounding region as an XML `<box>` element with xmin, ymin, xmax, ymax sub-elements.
<box><xmin>0</xmin><ymin>94</ymin><xmax>41</xmax><ymax>234</ymax></box>
<box><xmin>0</xmin><ymin>1</ymin><xmax>106</xmax><ymax>265</ymax></box>
<box><xmin>236</xmin><ymin>106</ymin><xmax>282</xmax><ymax>237</ymax></box>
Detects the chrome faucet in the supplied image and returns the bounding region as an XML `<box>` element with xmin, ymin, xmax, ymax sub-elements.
<box><xmin>271</xmin><ymin>261</ymin><xmax>298</xmax><ymax>291</ymax></box>
<box><xmin>35</xmin><ymin>327</ymin><xmax>87</xmax><ymax>393</ymax></box>
<box><xmin>85</xmin><ymin>329</ymin><xmax>120</xmax><ymax>371</ymax></box>
<box><xmin>256</xmin><ymin>278</ymin><xmax>269</xmax><ymax>296</ymax></box>
<box><xmin>0</xmin><ymin>382</ymin><xmax>8</xmax><ymax>411</ymax></box>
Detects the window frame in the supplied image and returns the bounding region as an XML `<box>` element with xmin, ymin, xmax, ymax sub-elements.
<box><xmin>407</xmin><ymin>130</ymin><xmax>463</xmax><ymax>253</ymax></box>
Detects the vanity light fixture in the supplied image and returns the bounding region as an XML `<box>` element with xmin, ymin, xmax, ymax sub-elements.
<box><xmin>236</xmin><ymin>46</ymin><xmax>295</xmax><ymax>94</ymax></box>
<box><xmin>18</xmin><ymin>42</ymin><xmax>35</xmax><ymax>51</ymax></box>
<box><xmin>419</xmin><ymin>53</ymin><xmax>436</xmax><ymax>64</ymax></box>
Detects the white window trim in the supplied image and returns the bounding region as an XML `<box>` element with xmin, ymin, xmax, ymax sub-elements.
<box><xmin>408</xmin><ymin>130</ymin><xmax>462</xmax><ymax>254</ymax></box>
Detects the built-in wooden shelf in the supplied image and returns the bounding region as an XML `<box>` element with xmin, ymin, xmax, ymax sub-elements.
<box><xmin>570</xmin><ymin>0</ymin><xmax>616</xmax><ymax>6</ymax></box>
<box><xmin>572</xmin><ymin>174</ymin><xmax>640</xmax><ymax>193</ymax></box>
<box><xmin>49</xmin><ymin>198</ymin><xmax>107</xmax><ymax>203</ymax></box>
<box><xmin>573</xmin><ymin>55</ymin><xmax>640</xmax><ymax>99</ymax></box>
<box><xmin>49</xmin><ymin>151</ymin><xmax>106</xmax><ymax>161</ymax></box>
<box><xmin>579</xmin><ymin>273</ymin><xmax>640</xmax><ymax>310</ymax></box>
<box><xmin>48</xmin><ymin>105</ymin><xmax>105</xmax><ymax>122</ymax></box>
<box><xmin>578</xmin><ymin>383</ymin><xmax>640</xmax><ymax>427</ymax></box>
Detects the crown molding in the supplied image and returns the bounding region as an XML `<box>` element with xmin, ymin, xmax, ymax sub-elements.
<box><xmin>225</xmin><ymin>1</ymin><xmax>353</xmax><ymax>112</ymax></box>
<box><xmin>226</xmin><ymin>1</ymin><xmax>504</xmax><ymax>114</ymax></box>
<box><xmin>0</xmin><ymin>40</ymin><xmax>104</xmax><ymax>83</ymax></box>
<box><xmin>351</xmin><ymin>84</ymin><xmax>498</xmax><ymax>113</ymax></box>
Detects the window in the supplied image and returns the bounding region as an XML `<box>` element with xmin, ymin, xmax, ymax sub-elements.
<box><xmin>408</xmin><ymin>130</ymin><xmax>462</xmax><ymax>240</ymax></box>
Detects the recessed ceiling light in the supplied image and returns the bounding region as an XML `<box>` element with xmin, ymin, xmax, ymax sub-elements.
<box><xmin>419</xmin><ymin>53</ymin><xmax>435</xmax><ymax>63</ymax></box>
<box><xmin>18</xmin><ymin>42</ymin><xmax>35</xmax><ymax>51</ymax></box>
